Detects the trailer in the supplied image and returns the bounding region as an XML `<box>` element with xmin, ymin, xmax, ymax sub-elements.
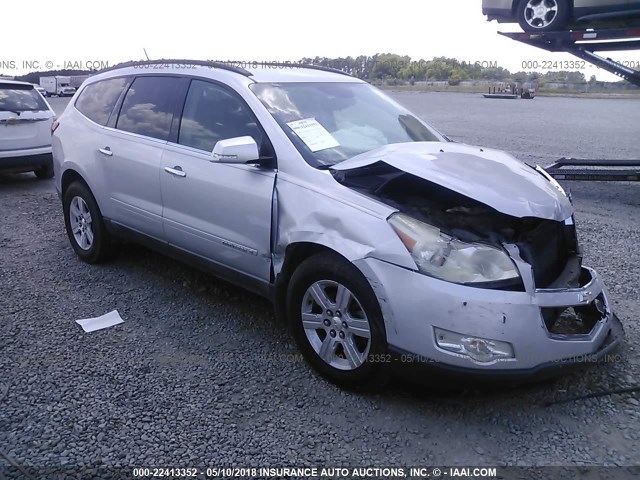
<box><xmin>545</xmin><ymin>158</ymin><xmax>640</xmax><ymax>181</ymax></box>
<box><xmin>500</xmin><ymin>27</ymin><xmax>640</xmax><ymax>87</ymax></box>
<box><xmin>501</xmin><ymin>27</ymin><xmax>640</xmax><ymax>181</ymax></box>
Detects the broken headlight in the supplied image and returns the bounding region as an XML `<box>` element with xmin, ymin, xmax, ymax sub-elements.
<box><xmin>388</xmin><ymin>213</ymin><xmax>520</xmax><ymax>284</ymax></box>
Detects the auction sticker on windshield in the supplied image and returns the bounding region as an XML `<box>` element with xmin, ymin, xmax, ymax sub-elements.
<box><xmin>287</xmin><ymin>118</ymin><xmax>340</xmax><ymax>152</ymax></box>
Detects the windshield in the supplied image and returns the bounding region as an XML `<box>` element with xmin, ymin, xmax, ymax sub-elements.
<box><xmin>0</xmin><ymin>83</ymin><xmax>48</xmax><ymax>113</ymax></box>
<box><xmin>250</xmin><ymin>82</ymin><xmax>442</xmax><ymax>167</ymax></box>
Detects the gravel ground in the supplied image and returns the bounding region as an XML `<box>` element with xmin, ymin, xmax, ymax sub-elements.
<box><xmin>1</xmin><ymin>94</ymin><xmax>639</xmax><ymax>477</ymax></box>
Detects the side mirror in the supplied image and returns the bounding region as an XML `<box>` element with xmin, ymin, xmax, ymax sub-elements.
<box><xmin>211</xmin><ymin>136</ymin><xmax>259</xmax><ymax>164</ymax></box>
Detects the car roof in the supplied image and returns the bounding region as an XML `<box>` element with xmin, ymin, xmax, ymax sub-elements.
<box><xmin>0</xmin><ymin>79</ymin><xmax>34</xmax><ymax>87</ymax></box>
<box><xmin>92</xmin><ymin>60</ymin><xmax>364</xmax><ymax>84</ymax></box>
<box><xmin>244</xmin><ymin>64</ymin><xmax>362</xmax><ymax>83</ymax></box>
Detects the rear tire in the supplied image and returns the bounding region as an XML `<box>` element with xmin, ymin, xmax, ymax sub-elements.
<box><xmin>287</xmin><ymin>253</ymin><xmax>390</xmax><ymax>390</ymax></box>
<box><xmin>63</xmin><ymin>181</ymin><xmax>115</xmax><ymax>264</ymax></box>
<box><xmin>517</xmin><ymin>0</ymin><xmax>570</xmax><ymax>32</ymax></box>
<box><xmin>34</xmin><ymin>162</ymin><xmax>54</xmax><ymax>179</ymax></box>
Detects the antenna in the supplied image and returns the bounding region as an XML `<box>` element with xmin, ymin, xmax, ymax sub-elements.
<box><xmin>143</xmin><ymin>48</ymin><xmax>150</xmax><ymax>61</ymax></box>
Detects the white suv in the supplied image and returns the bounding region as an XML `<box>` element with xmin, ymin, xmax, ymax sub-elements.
<box><xmin>52</xmin><ymin>60</ymin><xmax>622</xmax><ymax>389</ymax></box>
<box><xmin>0</xmin><ymin>79</ymin><xmax>56</xmax><ymax>179</ymax></box>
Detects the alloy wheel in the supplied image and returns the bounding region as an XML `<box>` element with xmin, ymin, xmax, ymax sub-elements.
<box><xmin>524</xmin><ymin>0</ymin><xmax>558</xmax><ymax>29</ymax></box>
<box><xmin>301</xmin><ymin>280</ymin><xmax>372</xmax><ymax>371</ymax></box>
<box><xmin>69</xmin><ymin>196</ymin><xmax>94</xmax><ymax>250</ymax></box>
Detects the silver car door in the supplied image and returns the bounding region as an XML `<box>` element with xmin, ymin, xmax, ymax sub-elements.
<box><xmin>102</xmin><ymin>75</ymin><xmax>183</xmax><ymax>240</ymax></box>
<box><xmin>160</xmin><ymin>79</ymin><xmax>275</xmax><ymax>281</ymax></box>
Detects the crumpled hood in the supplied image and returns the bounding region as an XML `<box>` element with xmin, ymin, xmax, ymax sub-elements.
<box><xmin>331</xmin><ymin>142</ymin><xmax>573</xmax><ymax>221</ymax></box>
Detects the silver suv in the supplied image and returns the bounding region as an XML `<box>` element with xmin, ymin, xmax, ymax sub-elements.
<box><xmin>53</xmin><ymin>61</ymin><xmax>622</xmax><ymax>389</ymax></box>
<box><xmin>1</xmin><ymin>79</ymin><xmax>55</xmax><ymax>178</ymax></box>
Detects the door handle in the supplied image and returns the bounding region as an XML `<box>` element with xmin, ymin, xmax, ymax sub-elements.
<box><xmin>98</xmin><ymin>147</ymin><xmax>113</xmax><ymax>156</ymax></box>
<box><xmin>164</xmin><ymin>166</ymin><xmax>186</xmax><ymax>177</ymax></box>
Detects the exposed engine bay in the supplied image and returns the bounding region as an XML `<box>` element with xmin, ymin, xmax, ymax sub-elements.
<box><xmin>332</xmin><ymin>161</ymin><xmax>581</xmax><ymax>289</ymax></box>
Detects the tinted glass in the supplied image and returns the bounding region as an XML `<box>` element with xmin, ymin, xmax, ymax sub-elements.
<box><xmin>178</xmin><ymin>80</ymin><xmax>262</xmax><ymax>152</ymax></box>
<box><xmin>0</xmin><ymin>83</ymin><xmax>48</xmax><ymax>112</ymax></box>
<box><xmin>75</xmin><ymin>78</ymin><xmax>128</xmax><ymax>126</ymax></box>
<box><xmin>250</xmin><ymin>82</ymin><xmax>441</xmax><ymax>168</ymax></box>
<box><xmin>116</xmin><ymin>76</ymin><xmax>180</xmax><ymax>140</ymax></box>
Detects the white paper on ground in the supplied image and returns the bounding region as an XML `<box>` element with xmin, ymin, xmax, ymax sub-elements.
<box><xmin>76</xmin><ymin>310</ymin><xmax>124</xmax><ymax>332</ymax></box>
<box><xmin>286</xmin><ymin>118</ymin><xmax>340</xmax><ymax>152</ymax></box>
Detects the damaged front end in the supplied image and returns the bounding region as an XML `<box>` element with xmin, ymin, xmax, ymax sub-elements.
<box><xmin>333</xmin><ymin>160</ymin><xmax>580</xmax><ymax>291</ymax></box>
<box><xmin>329</xmin><ymin>142</ymin><xmax>623</xmax><ymax>376</ymax></box>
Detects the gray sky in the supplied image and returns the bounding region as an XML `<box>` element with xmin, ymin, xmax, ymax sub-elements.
<box><xmin>4</xmin><ymin>0</ymin><xmax>638</xmax><ymax>81</ymax></box>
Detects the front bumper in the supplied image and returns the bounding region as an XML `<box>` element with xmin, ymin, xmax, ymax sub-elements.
<box><xmin>388</xmin><ymin>314</ymin><xmax>623</xmax><ymax>385</ymax></box>
<box><xmin>356</xmin><ymin>257</ymin><xmax>624</xmax><ymax>380</ymax></box>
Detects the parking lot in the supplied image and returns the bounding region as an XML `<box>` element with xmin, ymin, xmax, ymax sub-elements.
<box><xmin>1</xmin><ymin>93</ymin><xmax>639</xmax><ymax>471</ymax></box>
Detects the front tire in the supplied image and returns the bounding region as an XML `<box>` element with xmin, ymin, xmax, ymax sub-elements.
<box><xmin>63</xmin><ymin>181</ymin><xmax>115</xmax><ymax>263</ymax></box>
<box><xmin>287</xmin><ymin>253</ymin><xmax>390</xmax><ymax>390</ymax></box>
<box><xmin>517</xmin><ymin>0</ymin><xmax>570</xmax><ymax>32</ymax></box>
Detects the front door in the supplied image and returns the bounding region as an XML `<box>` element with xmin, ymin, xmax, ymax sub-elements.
<box><xmin>160</xmin><ymin>79</ymin><xmax>276</xmax><ymax>281</ymax></box>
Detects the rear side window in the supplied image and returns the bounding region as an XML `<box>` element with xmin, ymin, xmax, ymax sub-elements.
<box><xmin>178</xmin><ymin>80</ymin><xmax>263</xmax><ymax>152</ymax></box>
<box><xmin>116</xmin><ymin>76</ymin><xmax>181</xmax><ymax>141</ymax></box>
<box><xmin>75</xmin><ymin>78</ymin><xmax>128</xmax><ymax>126</ymax></box>
<box><xmin>0</xmin><ymin>83</ymin><xmax>48</xmax><ymax>112</ymax></box>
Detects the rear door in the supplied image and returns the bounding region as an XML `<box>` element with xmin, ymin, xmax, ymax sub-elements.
<box><xmin>100</xmin><ymin>76</ymin><xmax>184</xmax><ymax>239</ymax></box>
<box><xmin>0</xmin><ymin>82</ymin><xmax>52</xmax><ymax>154</ymax></box>
<box><xmin>160</xmin><ymin>79</ymin><xmax>276</xmax><ymax>281</ymax></box>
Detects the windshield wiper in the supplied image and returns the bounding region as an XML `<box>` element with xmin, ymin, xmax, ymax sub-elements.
<box><xmin>0</xmin><ymin>108</ymin><xmax>21</xmax><ymax>115</ymax></box>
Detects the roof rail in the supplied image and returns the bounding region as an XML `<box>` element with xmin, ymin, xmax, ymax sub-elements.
<box><xmin>251</xmin><ymin>62</ymin><xmax>353</xmax><ymax>77</ymax></box>
<box><xmin>97</xmin><ymin>59</ymin><xmax>253</xmax><ymax>77</ymax></box>
<box><xmin>97</xmin><ymin>59</ymin><xmax>353</xmax><ymax>78</ymax></box>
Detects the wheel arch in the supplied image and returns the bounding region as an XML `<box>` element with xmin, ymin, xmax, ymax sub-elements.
<box><xmin>273</xmin><ymin>242</ymin><xmax>355</xmax><ymax>327</ymax></box>
<box><xmin>61</xmin><ymin>168</ymin><xmax>89</xmax><ymax>195</ymax></box>
<box><xmin>60</xmin><ymin>166</ymin><xmax>107</xmax><ymax>215</ymax></box>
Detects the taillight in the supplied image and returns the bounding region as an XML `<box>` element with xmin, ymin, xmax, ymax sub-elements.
<box><xmin>51</xmin><ymin>120</ymin><xmax>60</xmax><ymax>134</ymax></box>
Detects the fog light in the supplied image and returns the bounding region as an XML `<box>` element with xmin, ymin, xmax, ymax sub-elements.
<box><xmin>434</xmin><ymin>328</ymin><xmax>514</xmax><ymax>363</ymax></box>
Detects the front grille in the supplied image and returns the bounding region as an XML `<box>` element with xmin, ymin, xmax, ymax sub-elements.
<box><xmin>516</xmin><ymin>220</ymin><xmax>575</xmax><ymax>288</ymax></box>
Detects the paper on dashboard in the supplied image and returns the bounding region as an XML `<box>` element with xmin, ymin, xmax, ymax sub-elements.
<box><xmin>287</xmin><ymin>118</ymin><xmax>340</xmax><ymax>152</ymax></box>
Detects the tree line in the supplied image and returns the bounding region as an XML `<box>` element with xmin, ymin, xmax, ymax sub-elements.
<box><xmin>299</xmin><ymin>54</ymin><xmax>595</xmax><ymax>85</ymax></box>
<box><xmin>4</xmin><ymin>54</ymin><xmax>620</xmax><ymax>87</ymax></box>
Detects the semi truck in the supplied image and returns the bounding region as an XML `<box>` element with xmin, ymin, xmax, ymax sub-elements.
<box><xmin>39</xmin><ymin>76</ymin><xmax>76</xmax><ymax>97</ymax></box>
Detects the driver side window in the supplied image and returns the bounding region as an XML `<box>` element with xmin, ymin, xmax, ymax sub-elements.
<box><xmin>178</xmin><ymin>80</ymin><xmax>263</xmax><ymax>153</ymax></box>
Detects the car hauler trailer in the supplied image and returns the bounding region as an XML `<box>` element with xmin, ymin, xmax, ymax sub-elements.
<box><xmin>501</xmin><ymin>27</ymin><xmax>640</xmax><ymax>181</ymax></box>
<box><xmin>545</xmin><ymin>158</ymin><xmax>640</xmax><ymax>181</ymax></box>
<box><xmin>501</xmin><ymin>27</ymin><xmax>640</xmax><ymax>86</ymax></box>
